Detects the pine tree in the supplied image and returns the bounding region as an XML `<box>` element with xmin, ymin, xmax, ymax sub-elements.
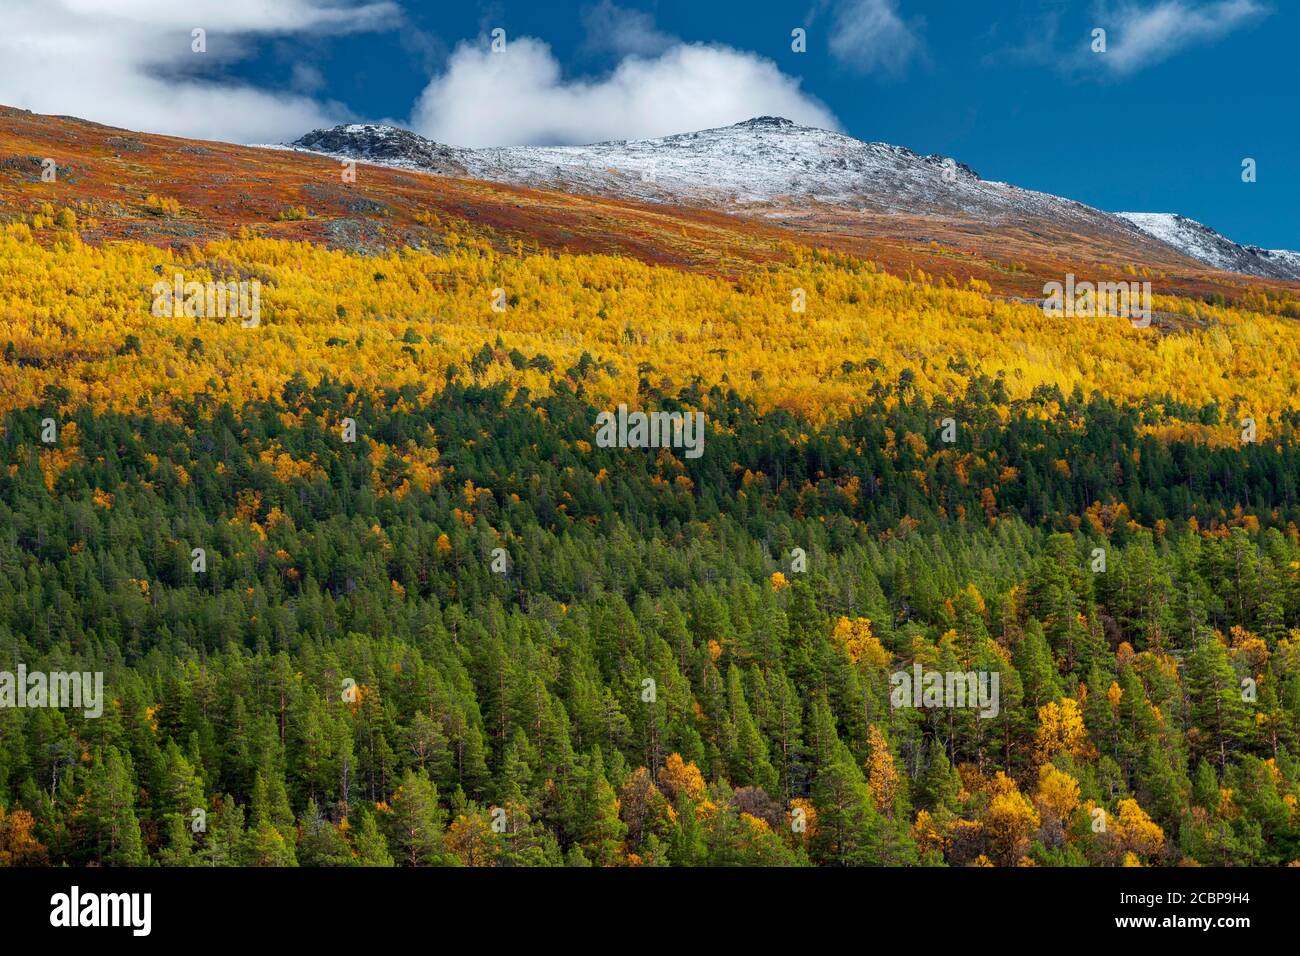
<box><xmin>1014</xmin><ymin>620</ymin><xmax>1062</xmax><ymax>710</ymax></box>
<box><xmin>811</xmin><ymin>740</ymin><xmax>882</xmax><ymax>866</ymax></box>
<box><xmin>668</xmin><ymin>792</ymin><xmax>706</xmax><ymax>867</ymax></box>
<box><xmin>297</xmin><ymin>799</ymin><xmax>352</xmax><ymax>867</ymax></box>
<box><xmin>201</xmin><ymin>796</ymin><xmax>246</xmax><ymax>867</ymax></box>
<box><xmin>915</xmin><ymin>737</ymin><xmax>962</xmax><ymax>814</ymax></box>
<box><xmin>389</xmin><ymin>768</ymin><xmax>449</xmax><ymax>866</ymax></box>
<box><xmin>578</xmin><ymin>748</ymin><xmax>626</xmax><ymax>866</ymax></box>
<box><xmin>158</xmin><ymin>813</ymin><xmax>195</xmax><ymax>866</ymax></box>
<box><xmin>84</xmin><ymin>746</ymin><xmax>145</xmax><ymax>866</ymax></box>
<box><xmin>351</xmin><ymin>810</ymin><xmax>396</xmax><ymax>867</ymax></box>
<box><xmin>1185</xmin><ymin>635</ymin><xmax>1250</xmax><ymax>770</ymax></box>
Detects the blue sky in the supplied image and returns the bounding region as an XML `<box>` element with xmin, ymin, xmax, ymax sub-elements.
<box><xmin>2</xmin><ymin>1</ymin><xmax>1293</xmax><ymax>248</ymax></box>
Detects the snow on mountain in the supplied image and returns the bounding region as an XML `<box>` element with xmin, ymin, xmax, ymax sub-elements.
<box><xmin>1116</xmin><ymin>213</ymin><xmax>1300</xmax><ymax>281</ymax></box>
<box><xmin>288</xmin><ymin>118</ymin><xmax>1300</xmax><ymax>281</ymax></box>
<box><xmin>294</xmin><ymin>117</ymin><xmax>1112</xmax><ymax>226</ymax></box>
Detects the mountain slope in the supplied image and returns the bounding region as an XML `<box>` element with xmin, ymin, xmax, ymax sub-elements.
<box><xmin>0</xmin><ymin>105</ymin><xmax>813</xmax><ymax>273</ymax></box>
<box><xmin>290</xmin><ymin>117</ymin><xmax>1299</xmax><ymax>282</ymax></box>
<box><xmin>1117</xmin><ymin>212</ymin><xmax>1300</xmax><ymax>281</ymax></box>
<box><xmin>301</xmin><ymin>116</ymin><xmax>1099</xmax><ymax>223</ymax></box>
<box><xmin>1</xmin><ymin>105</ymin><xmax>1291</xmax><ymax>306</ymax></box>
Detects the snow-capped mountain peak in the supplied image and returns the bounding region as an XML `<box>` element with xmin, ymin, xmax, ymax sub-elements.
<box><xmin>1116</xmin><ymin>213</ymin><xmax>1300</xmax><ymax>282</ymax></box>
<box><xmin>290</xmin><ymin>116</ymin><xmax>1090</xmax><ymax>222</ymax></box>
<box><xmin>285</xmin><ymin>118</ymin><xmax>1300</xmax><ymax>281</ymax></box>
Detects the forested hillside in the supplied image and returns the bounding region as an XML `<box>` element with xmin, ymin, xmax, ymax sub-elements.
<box><xmin>3</xmin><ymin>188</ymin><xmax>1300</xmax><ymax>867</ymax></box>
<box><xmin>3</xmin><ymin>356</ymin><xmax>1300</xmax><ymax>865</ymax></box>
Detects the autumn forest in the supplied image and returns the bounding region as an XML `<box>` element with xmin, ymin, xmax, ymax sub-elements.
<box><xmin>3</xmin><ymin>113</ymin><xmax>1300</xmax><ymax>871</ymax></box>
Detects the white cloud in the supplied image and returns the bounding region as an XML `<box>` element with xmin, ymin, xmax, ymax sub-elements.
<box><xmin>827</xmin><ymin>0</ymin><xmax>924</xmax><ymax>75</ymax></box>
<box><xmin>582</xmin><ymin>1</ymin><xmax>677</xmax><ymax>57</ymax></box>
<box><xmin>0</xmin><ymin>0</ymin><xmax>399</xmax><ymax>143</ymax></box>
<box><xmin>411</xmin><ymin>37</ymin><xmax>840</xmax><ymax>147</ymax></box>
<box><xmin>994</xmin><ymin>0</ymin><xmax>1269</xmax><ymax>77</ymax></box>
<box><xmin>291</xmin><ymin>63</ymin><xmax>328</xmax><ymax>95</ymax></box>
<box><xmin>1</xmin><ymin>2</ymin><xmax>841</xmax><ymax>148</ymax></box>
<box><xmin>1095</xmin><ymin>0</ymin><xmax>1267</xmax><ymax>75</ymax></box>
